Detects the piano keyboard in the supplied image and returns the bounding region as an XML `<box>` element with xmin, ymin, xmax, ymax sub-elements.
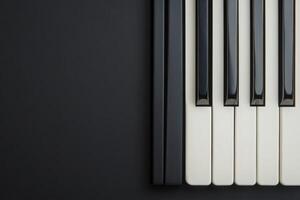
<box><xmin>153</xmin><ymin>0</ymin><xmax>299</xmax><ymax>186</ymax></box>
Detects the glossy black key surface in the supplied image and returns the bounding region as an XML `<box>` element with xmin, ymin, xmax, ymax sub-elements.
<box><xmin>224</xmin><ymin>0</ymin><xmax>239</xmax><ymax>106</ymax></box>
<box><xmin>153</xmin><ymin>0</ymin><xmax>165</xmax><ymax>185</ymax></box>
<box><xmin>279</xmin><ymin>0</ymin><xmax>295</xmax><ymax>106</ymax></box>
<box><xmin>250</xmin><ymin>0</ymin><xmax>265</xmax><ymax>106</ymax></box>
<box><xmin>165</xmin><ymin>0</ymin><xmax>183</xmax><ymax>185</ymax></box>
<box><xmin>196</xmin><ymin>0</ymin><xmax>212</xmax><ymax>106</ymax></box>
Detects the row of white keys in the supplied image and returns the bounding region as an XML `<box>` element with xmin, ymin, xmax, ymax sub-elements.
<box><xmin>185</xmin><ymin>0</ymin><xmax>211</xmax><ymax>185</ymax></box>
<box><xmin>280</xmin><ymin>0</ymin><xmax>300</xmax><ymax>185</ymax></box>
<box><xmin>186</xmin><ymin>0</ymin><xmax>299</xmax><ymax>186</ymax></box>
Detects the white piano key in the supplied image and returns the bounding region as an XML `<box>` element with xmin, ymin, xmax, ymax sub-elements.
<box><xmin>185</xmin><ymin>0</ymin><xmax>211</xmax><ymax>185</ymax></box>
<box><xmin>280</xmin><ymin>0</ymin><xmax>299</xmax><ymax>186</ymax></box>
<box><xmin>212</xmin><ymin>0</ymin><xmax>234</xmax><ymax>185</ymax></box>
<box><xmin>257</xmin><ymin>0</ymin><xmax>279</xmax><ymax>186</ymax></box>
<box><xmin>234</xmin><ymin>0</ymin><xmax>256</xmax><ymax>185</ymax></box>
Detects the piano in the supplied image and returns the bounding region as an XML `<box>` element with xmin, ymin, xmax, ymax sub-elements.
<box><xmin>153</xmin><ymin>0</ymin><xmax>299</xmax><ymax>186</ymax></box>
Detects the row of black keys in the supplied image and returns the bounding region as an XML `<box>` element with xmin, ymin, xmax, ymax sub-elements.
<box><xmin>197</xmin><ymin>0</ymin><xmax>295</xmax><ymax>107</ymax></box>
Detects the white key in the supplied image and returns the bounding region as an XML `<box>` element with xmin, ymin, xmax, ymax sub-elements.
<box><xmin>280</xmin><ymin>0</ymin><xmax>300</xmax><ymax>186</ymax></box>
<box><xmin>185</xmin><ymin>0</ymin><xmax>211</xmax><ymax>185</ymax></box>
<box><xmin>234</xmin><ymin>0</ymin><xmax>256</xmax><ymax>186</ymax></box>
<box><xmin>212</xmin><ymin>0</ymin><xmax>234</xmax><ymax>185</ymax></box>
<box><xmin>257</xmin><ymin>0</ymin><xmax>279</xmax><ymax>185</ymax></box>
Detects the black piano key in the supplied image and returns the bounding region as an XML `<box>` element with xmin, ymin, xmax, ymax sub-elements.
<box><xmin>279</xmin><ymin>0</ymin><xmax>295</xmax><ymax>106</ymax></box>
<box><xmin>196</xmin><ymin>0</ymin><xmax>212</xmax><ymax>106</ymax></box>
<box><xmin>224</xmin><ymin>0</ymin><xmax>239</xmax><ymax>106</ymax></box>
<box><xmin>153</xmin><ymin>0</ymin><xmax>165</xmax><ymax>185</ymax></box>
<box><xmin>165</xmin><ymin>0</ymin><xmax>183</xmax><ymax>185</ymax></box>
<box><xmin>250</xmin><ymin>0</ymin><xmax>265</xmax><ymax>106</ymax></box>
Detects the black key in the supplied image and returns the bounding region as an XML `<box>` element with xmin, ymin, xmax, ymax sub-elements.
<box><xmin>153</xmin><ymin>0</ymin><xmax>165</xmax><ymax>185</ymax></box>
<box><xmin>224</xmin><ymin>0</ymin><xmax>239</xmax><ymax>106</ymax></box>
<box><xmin>279</xmin><ymin>0</ymin><xmax>295</xmax><ymax>106</ymax></box>
<box><xmin>165</xmin><ymin>0</ymin><xmax>183</xmax><ymax>185</ymax></box>
<box><xmin>196</xmin><ymin>0</ymin><xmax>212</xmax><ymax>106</ymax></box>
<box><xmin>250</xmin><ymin>0</ymin><xmax>265</xmax><ymax>106</ymax></box>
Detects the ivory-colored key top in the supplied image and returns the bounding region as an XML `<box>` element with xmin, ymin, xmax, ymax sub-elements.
<box><xmin>212</xmin><ymin>0</ymin><xmax>234</xmax><ymax>185</ymax></box>
<box><xmin>280</xmin><ymin>0</ymin><xmax>300</xmax><ymax>186</ymax></box>
<box><xmin>234</xmin><ymin>0</ymin><xmax>256</xmax><ymax>186</ymax></box>
<box><xmin>185</xmin><ymin>0</ymin><xmax>211</xmax><ymax>185</ymax></box>
<box><xmin>257</xmin><ymin>0</ymin><xmax>279</xmax><ymax>186</ymax></box>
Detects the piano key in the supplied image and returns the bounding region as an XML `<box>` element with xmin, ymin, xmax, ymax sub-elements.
<box><xmin>279</xmin><ymin>0</ymin><xmax>295</xmax><ymax>106</ymax></box>
<box><xmin>234</xmin><ymin>0</ymin><xmax>256</xmax><ymax>185</ymax></box>
<box><xmin>280</xmin><ymin>0</ymin><xmax>300</xmax><ymax>185</ymax></box>
<box><xmin>257</xmin><ymin>0</ymin><xmax>279</xmax><ymax>185</ymax></box>
<box><xmin>250</xmin><ymin>0</ymin><xmax>265</xmax><ymax>106</ymax></box>
<box><xmin>224</xmin><ymin>0</ymin><xmax>239</xmax><ymax>106</ymax></box>
<box><xmin>185</xmin><ymin>0</ymin><xmax>211</xmax><ymax>185</ymax></box>
<box><xmin>196</xmin><ymin>0</ymin><xmax>212</xmax><ymax>106</ymax></box>
<box><xmin>152</xmin><ymin>0</ymin><xmax>165</xmax><ymax>185</ymax></box>
<box><xmin>165</xmin><ymin>0</ymin><xmax>183</xmax><ymax>185</ymax></box>
<box><xmin>212</xmin><ymin>0</ymin><xmax>234</xmax><ymax>185</ymax></box>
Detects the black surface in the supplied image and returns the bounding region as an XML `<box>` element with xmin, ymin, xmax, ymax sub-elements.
<box><xmin>1</xmin><ymin>0</ymin><xmax>300</xmax><ymax>199</ymax></box>
<box><xmin>279</xmin><ymin>0</ymin><xmax>295</xmax><ymax>106</ymax></box>
<box><xmin>224</xmin><ymin>0</ymin><xmax>239</xmax><ymax>106</ymax></box>
<box><xmin>250</xmin><ymin>0</ymin><xmax>265</xmax><ymax>106</ymax></box>
<box><xmin>165</xmin><ymin>0</ymin><xmax>183</xmax><ymax>185</ymax></box>
<box><xmin>196</xmin><ymin>0</ymin><xmax>212</xmax><ymax>106</ymax></box>
<box><xmin>153</xmin><ymin>0</ymin><xmax>165</xmax><ymax>185</ymax></box>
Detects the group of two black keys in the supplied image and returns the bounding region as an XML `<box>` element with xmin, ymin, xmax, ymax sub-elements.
<box><xmin>198</xmin><ymin>0</ymin><xmax>295</xmax><ymax>107</ymax></box>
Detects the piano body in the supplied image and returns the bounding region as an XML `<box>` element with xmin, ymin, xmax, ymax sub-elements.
<box><xmin>153</xmin><ymin>0</ymin><xmax>300</xmax><ymax>186</ymax></box>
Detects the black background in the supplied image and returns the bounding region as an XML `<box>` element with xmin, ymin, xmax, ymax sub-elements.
<box><xmin>0</xmin><ymin>0</ymin><xmax>299</xmax><ymax>199</ymax></box>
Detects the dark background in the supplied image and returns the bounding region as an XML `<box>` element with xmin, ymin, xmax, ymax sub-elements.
<box><xmin>0</xmin><ymin>0</ymin><xmax>299</xmax><ymax>199</ymax></box>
